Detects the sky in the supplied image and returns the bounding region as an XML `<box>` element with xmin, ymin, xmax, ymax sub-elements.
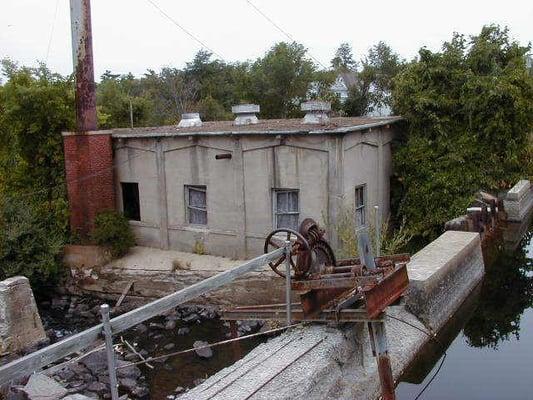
<box><xmin>1</xmin><ymin>0</ymin><xmax>532</xmax><ymax>79</ymax></box>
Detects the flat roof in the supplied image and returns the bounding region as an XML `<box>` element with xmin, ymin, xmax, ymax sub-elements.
<box><xmin>110</xmin><ymin>116</ymin><xmax>403</xmax><ymax>139</ymax></box>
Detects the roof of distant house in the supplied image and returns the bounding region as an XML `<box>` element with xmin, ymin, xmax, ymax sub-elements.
<box><xmin>110</xmin><ymin>116</ymin><xmax>403</xmax><ymax>139</ymax></box>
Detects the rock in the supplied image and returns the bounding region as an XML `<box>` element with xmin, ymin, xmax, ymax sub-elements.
<box><xmin>149</xmin><ymin>322</ymin><xmax>165</xmax><ymax>329</ymax></box>
<box><xmin>66</xmin><ymin>380</ymin><xmax>87</xmax><ymax>392</ymax></box>
<box><xmin>56</xmin><ymin>366</ymin><xmax>76</xmax><ymax>381</ymax></box>
<box><xmin>134</xmin><ymin>324</ymin><xmax>148</xmax><ymax>334</ymax></box>
<box><xmin>116</xmin><ymin>360</ymin><xmax>142</xmax><ymax>379</ymax></box>
<box><xmin>22</xmin><ymin>374</ymin><xmax>68</xmax><ymax>400</ymax></box>
<box><xmin>51</xmin><ymin>298</ymin><xmax>69</xmax><ymax>309</ymax></box>
<box><xmin>193</xmin><ymin>341</ymin><xmax>213</xmax><ymax>359</ymax></box>
<box><xmin>165</xmin><ymin>320</ymin><xmax>176</xmax><ymax>330</ymax></box>
<box><xmin>177</xmin><ymin>327</ymin><xmax>190</xmax><ymax>335</ymax></box>
<box><xmin>163</xmin><ymin>343</ymin><xmax>175</xmax><ymax>350</ymax></box>
<box><xmin>131</xmin><ymin>386</ymin><xmax>149</xmax><ymax>397</ymax></box>
<box><xmin>174</xmin><ymin>386</ymin><xmax>185</xmax><ymax>393</ymax></box>
<box><xmin>153</xmin><ymin>334</ymin><xmax>164</xmax><ymax>340</ymax></box>
<box><xmin>86</xmin><ymin>381</ymin><xmax>107</xmax><ymax>395</ymax></box>
<box><xmin>80</xmin><ymin>349</ymin><xmax>107</xmax><ymax>375</ymax></box>
<box><xmin>163</xmin><ymin>363</ymin><xmax>174</xmax><ymax>371</ymax></box>
<box><xmin>183</xmin><ymin>314</ymin><xmax>199</xmax><ymax>323</ymax></box>
<box><xmin>119</xmin><ymin>377</ymin><xmax>137</xmax><ymax>391</ymax></box>
<box><xmin>63</xmin><ymin>395</ymin><xmax>95</xmax><ymax>400</ymax></box>
<box><xmin>68</xmin><ymin>362</ymin><xmax>89</xmax><ymax>376</ymax></box>
<box><xmin>124</xmin><ymin>352</ymin><xmax>139</xmax><ymax>362</ymax></box>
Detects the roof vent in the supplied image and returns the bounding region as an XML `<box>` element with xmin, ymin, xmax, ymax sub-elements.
<box><xmin>232</xmin><ymin>104</ymin><xmax>260</xmax><ymax>125</ymax></box>
<box><xmin>178</xmin><ymin>113</ymin><xmax>202</xmax><ymax>128</ymax></box>
<box><xmin>301</xmin><ymin>101</ymin><xmax>331</xmax><ymax>124</ymax></box>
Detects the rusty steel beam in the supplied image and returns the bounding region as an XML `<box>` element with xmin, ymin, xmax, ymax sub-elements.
<box><xmin>291</xmin><ymin>276</ymin><xmax>378</xmax><ymax>291</ymax></box>
<box><xmin>364</xmin><ymin>264</ymin><xmax>409</xmax><ymax>319</ymax></box>
<box><xmin>368</xmin><ymin>321</ymin><xmax>396</xmax><ymax>400</ymax></box>
<box><xmin>221</xmin><ymin>307</ymin><xmax>376</xmax><ymax>322</ymax></box>
<box><xmin>70</xmin><ymin>0</ymin><xmax>97</xmax><ymax>132</ymax></box>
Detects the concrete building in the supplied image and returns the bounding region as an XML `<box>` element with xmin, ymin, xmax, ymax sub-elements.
<box><xmin>63</xmin><ymin>102</ymin><xmax>402</xmax><ymax>259</ymax></box>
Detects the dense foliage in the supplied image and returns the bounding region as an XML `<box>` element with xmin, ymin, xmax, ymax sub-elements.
<box><xmin>0</xmin><ymin>60</ymin><xmax>74</xmax><ymax>286</ymax></box>
<box><xmin>92</xmin><ymin>210</ymin><xmax>135</xmax><ymax>258</ymax></box>
<box><xmin>392</xmin><ymin>26</ymin><xmax>533</xmax><ymax>242</ymax></box>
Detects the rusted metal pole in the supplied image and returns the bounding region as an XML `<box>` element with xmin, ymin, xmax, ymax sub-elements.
<box><xmin>369</xmin><ymin>321</ymin><xmax>396</xmax><ymax>400</ymax></box>
<box><xmin>229</xmin><ymin>320</ymin><xmax>242</xmax><ymax>359</ymax></box>
<box><xmin>284</xmin><ymin>240</ymin><xmax>292</xmax><ymax>325</ymax></box>
<box><xmin>70</xmin><ymin>0</ymin><xmax>97</xmax><ymax>132</ymax></box>
<box><xmin>100</xmin><ymin>304</ymin><xmax>119</xmax><ymax>400</ymax></box>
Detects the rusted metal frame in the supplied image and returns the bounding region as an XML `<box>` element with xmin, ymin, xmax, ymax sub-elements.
<box><xmin>221</xmin><ymin>308</ymin><xmax>377</xmax><ymax>322</ymax></box>
<box><xmin>229</xmin><ymin>320</ymin><xmax>242</xmax><ymax>360</ymax></box>
<box><xmin>364</xmin><ymin>264</ymin><xmax>409</xmax><ymax>319</ymax></box>
<box><xmin>368</xmin><ymin>321</ymin><xmax>396</xmax><ymax>400</ymax></box>
<box><xmin>291</xmin><ymin>275</ymin><xmax>377</xmax><ymax>291</ymax></box>
<box><xmin>336</xmin><ymin>253</ymin><xmax>410</xmax><ymax>267</ymax></box>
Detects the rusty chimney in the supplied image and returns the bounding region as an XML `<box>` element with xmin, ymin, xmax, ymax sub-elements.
<box><xmin>70</xmin><ymin>0</ymin><xmax>97</xmax><ymax>132</ymax></box>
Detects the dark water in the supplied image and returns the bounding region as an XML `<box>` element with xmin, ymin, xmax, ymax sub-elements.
<box><xmin>122</xmin><ymin>317</ymin><xmax>267</xmax><ymax>398</ymax></box>
<box><xmin>397</xmin><ymin>225</ymin><xmax>533</xmax><ymax>400</ymax></box>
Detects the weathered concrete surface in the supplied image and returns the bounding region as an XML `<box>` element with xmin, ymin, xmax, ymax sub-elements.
<box><xmin>181</xmin><ymin>229</ymin><xmax>485</xmax><ymax>400</ymax></box>
<box><xmin>180</xmin><ymin>307</ymin><xmax>427</xmax><ymax>400</ymax></box>
<box><xmin>65</xmin><ymin>246</ymin><xmax>295</xmax><ymax>306</ymax></box>
<box><xmin>504</xmin><ymin>179</ymin><xmax>533</xmax><ymax>222</ymax></box>
<box><xmin>0</xmin><ymin>277</ymin><xmax>47</xmax><ymax>354</ymax></box>
<box><xmin>63</xmin><ymin>244</ymin><xmax>112</xmax><ymax>269</ymax></box>
<box><xmin>405</xmin><ymin>230</ymin><xmax>484</xmax><ymax>331</ymax></box>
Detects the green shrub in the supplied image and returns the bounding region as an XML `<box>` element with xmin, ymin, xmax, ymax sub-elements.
<box><xmin>0</xmin><ymin>195</ymin><xmax>65</xmax><ymax>287</ymax></box>
<box><xmin>92</xmin><ymin>210</ymin><xmax>135</xmax><ymax>258</ymax></box>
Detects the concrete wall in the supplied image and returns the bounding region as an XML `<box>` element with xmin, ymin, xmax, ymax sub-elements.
<box><xmin>113</xmin><ymin>126</ymin><xmax>395</xmax><ymax>258</ymax></box>
<box><xmin>0</xmin><ymin>277</ymin><xmax>47</xmax><ymax>354</ymax></box>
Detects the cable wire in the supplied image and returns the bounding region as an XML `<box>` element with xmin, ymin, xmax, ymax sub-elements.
<box><xmin>245</xmin><ymin>0</ymin><xmax>328</xmax><ymax>69</ymax></box>
<box><xmin>145</xmin><ymin>0</ymin><xmax>224</xmax><ymax>60</ymax></box>
<box><xmin>45</xmin><ymin>0</ymin><xmax>61</xmax><ymax>63</ymax></box>
<box><xmin>386</xmin><ymin>314</ymin><xmax>447</xmax><ymax>400</ymax></box>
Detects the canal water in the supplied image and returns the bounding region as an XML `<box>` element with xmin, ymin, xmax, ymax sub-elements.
<box><xmin>397</xmin><ymin>223</ymin><xmax>533</xmax><ymax>400</ymax></box>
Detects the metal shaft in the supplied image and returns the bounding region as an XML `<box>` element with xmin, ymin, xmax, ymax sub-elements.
<box><xmin>70</xmin><ymin>0</ymin><xmax>97</xmax><ymax>132</ymax></box>
<box><xmin>369</xmin><ymin>321</ymin><xmax>395</xmax><ymax>400</ymax></box>
<box><xmin>100</xmin><ymin>304</ymin><xmax>119</xmax><ymax>400</ymax></box>
<box><xmin>284</xmin><ymin>240</ymin><xmax>292</xmax><ymax>325</ymax></box>
<box><xmin>374</xmin><ymin>205</ymin><xmax>381</xmax><ymax>257</ymax></box>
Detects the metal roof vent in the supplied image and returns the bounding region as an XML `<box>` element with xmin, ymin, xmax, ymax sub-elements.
<box><xmin>232</xmin><ymin>104</ymin><xmax>260</xmax><ymax>125</ymax></box>
<box><xmin>301</xmin><ymin>101</ymin><xmax>331</xmax><ymax>124</ymax></box>
<box><xmin>178</xmin><ymin>113</ymin><xmax>202</xmax><ymax>128</ymax></box>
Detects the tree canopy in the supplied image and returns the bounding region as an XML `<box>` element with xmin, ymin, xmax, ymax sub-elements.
<box><xmin>392</xmin><ymin>25</ymin><xmax>533</xmax><ymax>243</ymax></box>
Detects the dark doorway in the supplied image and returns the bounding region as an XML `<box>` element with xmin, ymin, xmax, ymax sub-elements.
<box><xmin>121</xmin><ymin>182</ymin><xmax>140</xmax><ymax>221</ymax></box>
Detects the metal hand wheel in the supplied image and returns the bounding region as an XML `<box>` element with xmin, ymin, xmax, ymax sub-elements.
<box><xmin>263</xmin><ymin>228</ymin><xmax>311</xmax><ymax>278</ymax></box>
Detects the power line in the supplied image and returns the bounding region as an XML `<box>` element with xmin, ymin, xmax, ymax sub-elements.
<box><xmin>246</xmin><ymin>0</ymin><xmax>328</xmax><ymax>70</ymax></box>
<box><xmin>45</xmin><ymin>0</ymin><xmax>61</xmax><ymax>63</ymax></box>
<box><xmin>145</xmin><ymin>0</ymin><xmax>224</xmax><ymax>60</ymax></box>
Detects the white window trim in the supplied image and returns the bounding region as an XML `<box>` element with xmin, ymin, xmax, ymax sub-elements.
<box><xmin>185</xmin><ymin>185</ymin><xmax>208</xmax><ymax>226</ymax></box>
<box><xmin>355</xmin><ymin>184</ymin><xmax>366</xmax><ymax>227</ymax></box>
<box><xmin>272</xmin><ymin>188</ymin><xmax>300</xmax><ymax>230</ymax></box>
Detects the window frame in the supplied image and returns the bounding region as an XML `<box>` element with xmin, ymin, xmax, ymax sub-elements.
<box><xmin>185</xmin><ymin>185</ymin><xmax>208</xmax><ymax>226</ymax></box>
<box><xmin>272</xmin><ymin>188</ymin><xmax>300</xmax><ymax>230</ymax></box>
<box><xmin>355</xmin><ymin>184</ymin><xmax>366</xmax><ymax>227</ymax></box>
<box><xmin>120</xmin><ymin>182</ymin><xmax>141</xmax><ymax>221</ymax></box>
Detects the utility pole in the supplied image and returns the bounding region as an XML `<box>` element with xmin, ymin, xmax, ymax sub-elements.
<box><xmin>70</xmin><ymin>0</ymin><xmax>97</xmax><ymax>132</ymax></box>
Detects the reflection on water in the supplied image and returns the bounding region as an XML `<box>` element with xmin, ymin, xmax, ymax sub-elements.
<box><xmin>397</xmin><ymin>225</ymin><xmax>533</xmax><ymax>399</ymax></box>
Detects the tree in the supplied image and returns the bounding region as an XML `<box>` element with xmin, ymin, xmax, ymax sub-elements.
<box><xmin>331</xmin><ymin>42</ymin><xmax>357</xmax><ymax>71</ymax></box>
<box><xmin>392</xmin><ymin>25</ymin><xmax>533</xmax><ymax>243</ymax></box>
<box><xmin>248</xmin><ymin>42</ymin><xmax>316</xmax><ymax>118</ymax></box>
<box><xmin>361</xmin><ymin>42</ymin><xmax>404</xmax><ymax>114</ymax></box>
<box><xmin>0</xmin><ymin>60</ymin><xmax>73</xmax><ymax>287</ymax></box>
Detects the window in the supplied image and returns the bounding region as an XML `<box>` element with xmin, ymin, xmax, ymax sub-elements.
<box><xmin>355</xmin><ymin>185</ymin><xmax>366</xmax><ymax>227</ymax></box>
<box><xmin>121</xmin><ymin>182</ymin><xmax>140</xmax><ymax>221</ymax></box>
<box><xmin>274</xmin><ymin>189</ymin><xmax>299</xmax><ymax>230</ymax></box>
<box><xmin>186</xmin><ymin>185</ymin><xmax>207</xmax><ymax>225</ymax></box>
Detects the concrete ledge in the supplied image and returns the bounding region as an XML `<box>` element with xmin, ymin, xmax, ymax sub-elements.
<box><xmin>504</xmin><ymin>179</ymin><xmax>533</xmax><ymax>222</ymax></box>
<box><xmin>405</xmin><ymin>231</ymin><xmax>484</xmax><ymax>331</ymax></box>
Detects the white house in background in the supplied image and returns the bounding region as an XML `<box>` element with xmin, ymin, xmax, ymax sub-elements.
<box><xmin>329</xmin><ymin>72</ymin><xmax>392</xmax><ymax>117</ymax></box>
